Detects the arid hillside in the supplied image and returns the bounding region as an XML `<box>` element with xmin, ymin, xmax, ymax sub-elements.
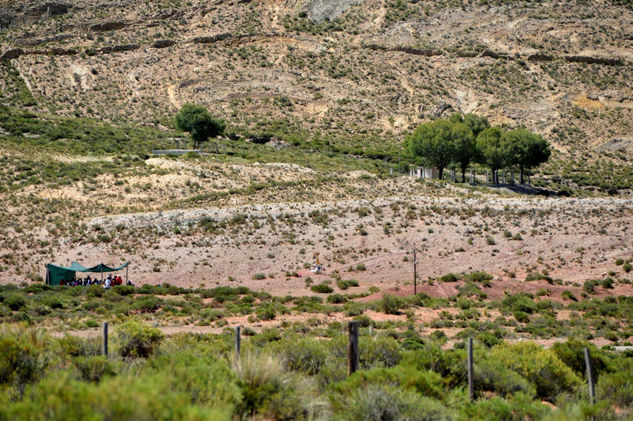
<box><xmin>1</xmin><ymin>0</ymin><xmax>632</xmax><ymax>160</ymax></box>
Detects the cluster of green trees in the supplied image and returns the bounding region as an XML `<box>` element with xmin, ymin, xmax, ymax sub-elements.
<box><xmin>404</xmin><ymin>114</ymin><xmax>551</xmax><ymax>184</ymax></box>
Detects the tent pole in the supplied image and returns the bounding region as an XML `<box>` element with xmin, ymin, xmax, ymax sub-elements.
<box><xmin>126</xmin><ymin>265</ymin><xmax>129</xmax><ymax>284</ymax></box>
<box><xmin>101</xmin><ymin>268</ymin><xmax>103</xmax><ymax>283</ymax></box>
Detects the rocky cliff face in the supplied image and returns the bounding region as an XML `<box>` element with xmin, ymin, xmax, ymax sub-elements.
<box><xmin>1</xmin><ymin>0</ymin><xmax>632</xmax><ymax>159</ymax></box>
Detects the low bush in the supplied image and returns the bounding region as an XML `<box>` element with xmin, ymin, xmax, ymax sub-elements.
<box><xmin>341</xmin><ymin>383</ymin><xmax>451</xmax><ymax>421</ymax></box>
<box><xmin>597</xmin><ymin>358</ymin><xmax>633</xmax><ymax>408</ymax></box>
<box><xmin>72</xmin><ymin>355</ymin><xmax>115</xmax><ymax>382</ymax></box>
<box><xmin>113</xmin><ymin>320</ymin><xmax>164</xmax><ymax>359</ymax></box>
<box><xmin>466</xmin><ymin>271</ymin><xmax>493</xmax><ymax>282</ymax></box>
<box><xmin>234</xmin><ymin>353</ymin><xmax>328</xmax><ymax>420</ymax></box>
<box><xmin>0</xmin><ymin>326</ymin><xmax>53</xmax><ymax>391</ymax></box>
<box><xmin>490</xmin><ymin>342</ymin><xmax>582</xmax><ymax>401</ymax></box>
<box><xmin>439</xmin><ymin>273</ymin><xmax>459</xmax><ymax>282</ymax></box>
<box><xmin>380</xmin><ymin>294</ymin><xmax>404</xmax><ymax>314</ymax></box>
<box><xmin>310</xmin><ymin>283</ymin><xmax>333</xmax><ymax>294</ymax></box>
<box><xmin>4</xmin><ymin>295</ymin><xmax>26</xmax><ymax>311</ymax></box>
<box><xmin>327</xmin><ymin>294</ymin><xmax>347</xmax><ymax>304</ymax></box>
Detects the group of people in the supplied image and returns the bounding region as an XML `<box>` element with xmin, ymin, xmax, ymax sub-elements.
<box><xmin>60</xmin><ymin>274</ymin><xmax>133</xmax><ymax>288</ymax></box>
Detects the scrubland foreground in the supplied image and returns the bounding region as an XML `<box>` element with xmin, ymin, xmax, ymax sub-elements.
<box><xmin>1</xmin><ymin>283</ymin><xmax>633</xmax><ymax>420</ymax></box>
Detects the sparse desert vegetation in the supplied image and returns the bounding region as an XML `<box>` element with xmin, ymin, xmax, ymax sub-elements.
<box><xmin>1</xmin><ymin>0</ymin><xmax>633</xmax><ymax>418</ymax></box>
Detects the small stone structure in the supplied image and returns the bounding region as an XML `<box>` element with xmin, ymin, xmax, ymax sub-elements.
<box><xmin>410</xmin><ymin>167</ymin><xmax>439</xmax><ymax>179</ymax></box>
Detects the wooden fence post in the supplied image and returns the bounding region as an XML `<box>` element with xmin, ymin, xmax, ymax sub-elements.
<box><xmin>235</xmin><ymin>326</ymin><xmax>241</xmax><ymax>361</ymax></box>
<box><xmin>102</xmin><ymin>322</ymin><xmax>108</xmax><ymax>357</ymax></box>
<box><xmin>584</xmin><ymin>347</ymin><xmax>596</xmax><ymax>404</ymax></box>
<box><xmin>348</xmin><ymin>321</ymin><xmax>359</xmax><ymax>375</ymax></box>
<box><xmin>467</xmin><ymin>337</ymin><xmax>474</xmax><ymax>401</ymax></box>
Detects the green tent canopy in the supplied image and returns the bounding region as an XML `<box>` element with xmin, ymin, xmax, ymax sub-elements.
<box><xmin>45</xmin><ymin>262</ymin><xmax>129</xmax><ymax>286</ymax></box>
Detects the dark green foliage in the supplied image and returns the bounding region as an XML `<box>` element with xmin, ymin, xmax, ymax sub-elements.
<box><xmin>336</xmin><ymin>279</ymin><xmax>359</xmax><ymax>290</ymax></box>
<box><xmin>310</xmin><ymin>283</ymin><xmax>333</xmax><ymax>294</ymax></box>
<box><xmin>134</xmin><ymin>296</ymin><xmax>161</xmax><ymax>312</ymax></box>
<box><xmin>4</xmin><ymin>294</ymin><xmax>26</xmax><ymax>311</ymax></box>
<box><xmin>551</xmin><ymin>340</ymin><xmax>612</xmax><ymax>379</ymax></box>
<box><xmin>501</xmin><ymin>293</ymin><xmax>537</xmax><ymax>314</ymax></box>
<box><xmin>502</xmin><ymin>128</ymin><xmax>551</xmax><ymax>183</ymax></box>
<box><xmin>327</xmin><ymin>294</ymin><xmax>347</xmax><ymax>304</ymax></box>
<box><xmin>476</xmin><ymin>127</ymin><xmax>506</xmax><ymax>184</ymax></box>
<box><xmin>256</xmin><ymin>303</ymin><xmax>277</xmax><ymax>321</ymax></box>
<box><xmin>174</xmin><ymin>103</ymin><xmax>225</xmax><ymax>149</ymax></box>
<box><xmin>404</xmin><ymin>113</ymin><xmax>549</xmax><ymax>183</ymax></box>
<box><xmin>466</xmin><ymin>271</ymin><xmax>493</xmax><ymax>282</ymax></box>
<box><xmin>439</xmin><ymin>272</ymin><xmax>459</xmax><ymax>282</ymax></box>
<box><xmin>404</xmin><ymin>119</ymin><xmax>461</xmax><ymax>179</ymax></box>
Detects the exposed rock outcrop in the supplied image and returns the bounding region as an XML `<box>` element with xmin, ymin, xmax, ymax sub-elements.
<box><xmin>306</xmin><ymin>0</ymin><xmax>363</xmax><ymax>23</ymax></box>
<box><xmin>90</xmin><ymin>21</ymin><xmax>127</xmax><ymax>32</ymax></box>
<box><xmin>152</xmin><ymin>40</ymin><xmax>176</xmax><ymax>48</ymax></box>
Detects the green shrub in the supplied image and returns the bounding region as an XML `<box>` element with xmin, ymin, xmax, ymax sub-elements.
<box><xmin>256</xmin><ymin>303</ymin><xmax>277</xmax><ymax>321</ymax></box>
<box><xmin>490</xmin><ymin>342</ymin><xmax>582</xmax><ymax>401</ymax></box>
<box><xmin>334</xmin><ymin>365</ymin><xmax>444</xmax><ymax>400</ymax></box>
<box><xmin>462</xmin><ymin>393</ymin><xmax>551</xmax><ymax>420</ymax></box>
<box><xmin>336</xmin><ymin>279</ymin><xmax>359</xmax><ymax>290</ymax></box>
<box><xmin>4</xmin><ymin>294</ymin><xmax>26</xmax><ymax>311</ymax></box>
<box><xmin>342</xmin><ymin>383</ymin><xmax>451</xmax><ymax>421</ymax></box>
<box><xmin>148</xmin><ymin>350</ymin><xmax>241</xmax><ymax>407</ymax></box>
<box><xmin>0</xmin><ymin>325</ymin><xmax>52</xmax><ymax>390</ymax></box>
<box><xmin>360</xmin><ymin>336</ymin><xmax>401</xmax><ymax>369</ymax></box>
<box><xmin>551</xmin><ymin>340</ymin><xmax>611</xmax><ymax>379</ymax></box>
<box><xmin>623</xmin><ymin>263</ymin><xmax>632</xmax><ymax>273</ymax></box>
<box><xmin>269</xmin><ymin>337</ymin><xmax>328</xmax><ymax>375</ymax></box>
<box><xmin>234</xmin><ymin>353</ymin><xmax>328</xmax><ymax>420</ymax></box>
<box><xmin>4</xmin><ymin>370</ymin><xmax>233</xmax><ymax>420</ymax></box>
<box><xmin>327</xmin><ymin>294</ymin><xmax>347</xmax><ymax>304</ymax></box>
<box><xmin>114</xmin><ymin>320</ymin><xmax>164</xmax><ymax>359</ymax></box>
<box><xmin>380</xmin><ymin>294</ymin><xmax>404</xmax><ymax>314</ymax></box>
<box><xmin>353</xmin><ymin>314</ymin><xmax>373</xmax><ymax>327</ymax></box>
<box><xmin>474</xmin><ymin>356</ymin><xmax>536</xmax><ymax>397</ymax></box>
<box><xmin>134</xmin><ymin>296</ymin><xmax>160</xmax><ymax>312</ymax></box>
<box><xmin>466</xmin><ymin>271</ymin><xmax>493</xmax><ymax>282</ymax></box>
<box><xmin>72</xmin><ymin>356</ymin><xmax>115</xmax><ymax>382</ymax></box>
<box><xmin>597</xmin><ymin>358</ymin><xmax>633</xmax><ymax>408</ymax></box>
<box><xmin>514</xmin><ymin>311</ymin><xmax>530</xmax><ymax>323</ymax></box>
<box><xmin>501</xmin><ymin>293</ymin><xmax>536</xmax><ymax>314</ymax></box>
<box><xmin>439</xmin><ymin>273</ymin><xmax>459</xmax><ymax>282</ymax></box>
<box><xmin>59</xmin><ymin>335</ymin><xmax>100</xmax><ymax>357</ymax></box>
<box><xmin>252</xmin><ymin>273</ymin><xmax>266</xmax><ymax>280</ymax></box>
<box><xmin>311</xmin><ymin>283</ymin><xmax>333</xmax><ymax>294</ymax></box>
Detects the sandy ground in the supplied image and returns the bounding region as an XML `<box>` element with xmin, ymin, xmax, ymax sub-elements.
<box><xmin>31</xmin><ymin>195</ymin><xmax>633</xmax><ymax>295</ymax></box>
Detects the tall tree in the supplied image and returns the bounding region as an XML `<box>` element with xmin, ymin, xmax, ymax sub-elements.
<box><xmin>175</xmin><ymin>104</ymin><xmax>225</xmax><ymax>149</ymax></box>
<box><xmin>462</xmin><ymin>113</ymin><xmax>490</xmax><ymax>138</ymax></box>
<box><xmin>502</xmin><ymin>129</ymin><xmax>551</xmax><ymax>184</ymax></box>
<box><xmin>449</xmin><ymin>113</ymin><xmax>489</xmax><ymax>181</ymax></box>
<box><xmin>452</xmin><ymin>122</ymin><xmax>475</xmax><ymax>183</ymax></box>
<box><xmin>476</xmin><ymin>127</ymin><xmax>506</xmax><ymax>184</ymax></box>
<box><xmin>404</xmin><ymin>119</ymin><xmax>457</xmax><ymax>180</ymax></box>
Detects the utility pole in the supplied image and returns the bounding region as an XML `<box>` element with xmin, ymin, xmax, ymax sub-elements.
<box><xmin>413</xmin><ymin>248</ymin><xmax>417</xmax><ymax>295</ymax></box>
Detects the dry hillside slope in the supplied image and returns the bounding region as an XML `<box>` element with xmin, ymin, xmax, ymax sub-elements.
<box><xmin>0</xmin><ymin>0</ymin><xmax>632</xmax><ymax>160</ymax></box>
